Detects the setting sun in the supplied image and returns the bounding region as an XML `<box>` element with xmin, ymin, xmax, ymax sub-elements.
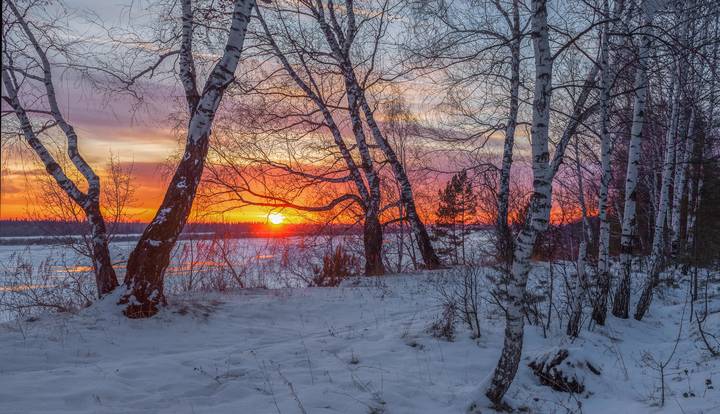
<box><xmin>267</xmin><ymin>212</ymin><xmax>285</xmax><ymax>225</ymax></box>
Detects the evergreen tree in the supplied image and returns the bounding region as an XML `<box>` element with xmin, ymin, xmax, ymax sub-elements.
<box><xmin>433</xmin><ymin>171</ymin><xmax>478</xmax><ymax>264</ymax></box>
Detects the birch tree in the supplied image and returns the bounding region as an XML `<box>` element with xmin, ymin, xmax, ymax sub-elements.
<box><xmin>1</xmin><ymin>0</ymin><xmax>119</xmax><ymax>297</ymax></box>
<box><xmin>306</xmin><ymin>0</ymin><xmax>441</xmax><ymax>270</ymax></box>
<box><xmin>592</xmin><ymin>0</ymin><xmax>623</xmax><ymax>326</ymax></box>
<box><xmin>668</xmin><ymin>0</ymin><xmax>697</xmax><ymax>260</ymax></box>
<box><xmin>484</xmin><ymin>0</ymin><xmax>555</xmax><ymax>404</ymax></box>
<box><xmin>481</xmin><ymin>0</ymin><xmax>614</xmax><ymax>403</ymax></box>
<box><xmin>567</xmin><ymin>136</ymin><xmax>592</xmax><ymax>337</ymax></box>
<box><xmin>204</xmin><ymin>3</ymin><xmax>387</xmax><ymax>275</ymax></box>
<box><xmin>633</xmin><ymin>64</ymin><xmax>681</xmax><ymax>320</ymax></box>
<box><xmin>119</xmin><ymin>0</ymin><xmax>257</xmax><ymax>317</ymax></box>
<box><xmin>611</xmin><ymin>0</ymin><xmax>661</xmax><ymax>319</ymax></box>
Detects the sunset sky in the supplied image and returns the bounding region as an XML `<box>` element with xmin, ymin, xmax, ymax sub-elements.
<box><xmin>0</xmin><ymin>0</ymin><xmax>551</xmax><ymax>225</ymax></box>
<box><xmin>0</xmin><ymin>77</ymin><xmax>284</xmax><ymax>222</ymax></box>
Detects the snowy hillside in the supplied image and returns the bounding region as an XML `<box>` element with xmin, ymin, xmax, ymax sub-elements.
<box><xmin>1</xmin><ymin>269</ymin><xmax>718</xmax><ymax>414</ymax></box>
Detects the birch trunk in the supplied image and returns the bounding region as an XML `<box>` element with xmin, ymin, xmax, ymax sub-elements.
<box><xmin>257</xmin><ymin>8</ymin><xmax>384</xmax><ymax>275</ymax></box>
<box><xmin>344</xmin><ymin>70</ymin><xmax>385</xmax><ymax>276</ymax></box>
<box><xmin>309</xmin><ymin>0</ymin><xmax>440</xmax><ymax>270</ymax></box>
<box><xmin>592</xmin><ymin>0</ymin><xmax>614</xmax><ymax>326</ymax></box>
<box><xmin>485</xmin><ymin>0</ymin><xmax>553</xmax><ymax>403</ymax></box>
<box><xmin>685</xmin><ymin>169</ymin><xmax>699</xmax><ymax>250</ymax></box>
<box><xmin>364</xmin><ymin>214</ymin><xmax>385</xmax><ymax>275</ymax></box>
<box><xmin>690</xmin><ymin>19</ymin><xmax>718</xmax><ymax>255</ymax></box>
<box><xmin>611</xmin><ymin>20</ymin><xmax>652</xmax><ymax>319</ymax></box>
<box><xmin>669</xmin><ymin>0</ymin><xmax>695</xmax><ymax>260</ymax></box>
<box><xmin>2</xmin><ymin>71</ymin><xmax>119</xmax><ymax>297</ymax></box>
<box><xmin>669</xmin><ymin>110</ymin><xmax>695</xmax><ymax>258</ymax></box>
<box><xmin>3</xmin><ymin>0</ymin><xmax>119</xmax><ymax>297</ymax></box>
<box><xmin>496</xmin><ymin>0</ymin><xmax>521</xmax><ymax>268</ymax></box>
<box><xmin>119</xmin><ymin>0</ymin><xmax>256</xmax><ymax>318</ymax></box>
<box><xmin>357</xmin><ymin>93</ymin><xmax>441</xmax><ymax>270</ymax></box>
<box><xmin>633</xmin><ymin>67</ymin><xmax>680</xmax><ymax>321</ymax></box>
<box><xmin>567</xmin><ymin>139</ymin><xmax>591</xmax><ymax>337</ymax></box>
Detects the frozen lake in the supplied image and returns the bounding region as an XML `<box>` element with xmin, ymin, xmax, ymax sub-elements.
<box><xmin>0</xmin><ymin>230</ymin><xmax>492</xmax><ymax>321</ymax></box>
<box><xmin>0</xmin><ymin>236</ymin><xmax>335</xmax><ymax>291</ymax></box>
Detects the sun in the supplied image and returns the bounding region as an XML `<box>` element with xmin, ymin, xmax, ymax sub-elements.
<box><xmin>268</xmin><ymin>212</ymin><xmax>285</xmax><ymax>225</ymax></box>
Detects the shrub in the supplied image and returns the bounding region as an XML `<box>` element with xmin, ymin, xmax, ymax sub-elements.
<box><xmin>311</xmin><ymin>244</ymin><xmax>359</xmax><ymax>287</ymax></box>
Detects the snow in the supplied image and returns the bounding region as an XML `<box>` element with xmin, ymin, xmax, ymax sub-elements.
<box><xmin>0</xmin><ymin>269</ymin><xmax>718</xmax><ymax>413</ymax></box>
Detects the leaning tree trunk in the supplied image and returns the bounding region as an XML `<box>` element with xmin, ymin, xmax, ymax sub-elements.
<box><xmin>485</xmin><ymin>0</ymin><xmax>553</xmax><ymax>404</ymax></box>
<box><xmin>357</xmin><ymin>92</ymin><xmax>441</xmax><ymax>270</ymax></box>
<box><xmin>119</xmin><ymin>0</ymin><xmax>256</xmax><ymax>318</ymax></box>
<box><xmin>1</xmin><ymin>2</ymin><xmax>119</xmax><ymax>298</ymax></box>
<box><xmin>256</xmin><ymin>9</ymin><xmax>383</xmax><ymax>275</ymax></box>
<box><xmin>2</xmin><ymin>71</ymin><xmax>119</xmax><ymax>297</ymax></box>
<box><xmin>612</xmin><ymin>21</ymin><xmax>652</xmax><ymax>319</ymax></box>
<box><xmin>634</xmin><ymin>66</ymin><xmax>680</xmax><ymax>321</ymax></box>
<box><xmin>310</xmin><ymin>4</ymin><xmax>439</xmax><ymax>271</ymax></box>
<box><xmin>342</xmin><ymin>65</ymin><xmax>386</xmax><ymax>276</ymax></box>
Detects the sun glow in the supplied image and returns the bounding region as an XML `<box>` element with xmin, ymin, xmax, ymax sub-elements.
<box><xmin>268</xmin><ymin>212</ymin><xmax>285</xmax><ymax>225</ymax></box>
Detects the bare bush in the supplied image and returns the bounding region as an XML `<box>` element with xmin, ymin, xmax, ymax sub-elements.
<box><xmin>428</xmin><ymin>299</ymin><xmax>457</xmax><ymax>342</ymax></box>
<box><xmin>310</xmin><ymin>244</ymin><xmax>360</xmax><ymax>288</ymax></box>
<box><xmin>0</xmin><ymin>252</ymin><xmax>95</xmax><ymax>320</ymax></box>
<box><xmin>167</xmin><ymin>237</ymin><xmax>253</xmax><ymax>294</ymax></box>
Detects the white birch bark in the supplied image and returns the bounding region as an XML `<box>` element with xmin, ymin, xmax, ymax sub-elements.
<box><xmin>309</xmin><ymin>0</ymin><xmax>440</xmax><ymax>269</ymax></box>
<box><xmin>669</xmin><ymin>109</ymin><xmax>695</xmax><ymax>257</ymax></box>
<box><xmin>493</xmin><ymin>0</ymin><xmax>522</xmax><ymax>271</ymax></box>
<box><xmin>484</xmin><ymin>0</ymin><xmax>554</xmax><ymax>404</ymax></box>
<box><xmin>120</xmin><ymin>0</ymin><xmax>256</xmax><ymax>317</ymax></box>
<box><xmin>496</xmin><ymin>0</ymin><xmax>521</xmax><ymax>234</ymax></box>
<box><xmin>3</xmin><ymin>0</ymin><xmax>119</xmax><ymax>297</ymax></box>
<box><xmin>634</xmin><ymin>66</ymin><xmax>680</xmax><ymax>320</ymax></box>
<box><xmin>254</xmin><ymin>9</ymin><xmax>386</xmax><ymax>274</ymax></box>
<box><xmin>611</xmin><ymin>13</ymin><xmax>654</xmax><ymax>319</ymax></box>
<box><xmin>668</xmin><ymin>0</ymin><xmax>696</xmax><ymax>259</ymax></box>
<box><xmin>567</xmin><ymin>138</ymin><xmax>592</xmax><ymax>337</ymax></box>
<box><xmin>593</xmin><ymin>0</ymin><xmax>614</xmax><ymax>325</ymax></box>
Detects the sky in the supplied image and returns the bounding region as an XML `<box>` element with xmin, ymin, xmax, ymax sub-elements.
<box><xmin>0</xmin><ymin>1</ymin><xmax>293</xmax><ymax>223</ymax></box>
<box><xmin>0</xmin><ymin>0</ymin><xmax>544</xmax><ymax>225</ymax></box>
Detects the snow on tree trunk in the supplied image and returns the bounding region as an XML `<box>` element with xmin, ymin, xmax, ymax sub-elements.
<box><xmin>634</xmin><ymin>67</ymin><xmax>680</xmax><ymax>321</ymax></box>
<box><xmin>484</xmin><ymin>0</ymin><xmax>553</xmax><ymax>404</ymax></box>
<box><xmin>612</xmin><ymin>19</ymin><xmax>653</xmax><ymax>319</ymax></box>
<box><xmin>119</xmin><ymin>0</ymin><xmax>256</xmax><ymax>318</ymax></box>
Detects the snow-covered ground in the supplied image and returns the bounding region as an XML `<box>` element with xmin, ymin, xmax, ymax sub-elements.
<box><xmin>1</xmin><ymin>268</ymin><xmax>718</xmax><ymax>413</ymax></box>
